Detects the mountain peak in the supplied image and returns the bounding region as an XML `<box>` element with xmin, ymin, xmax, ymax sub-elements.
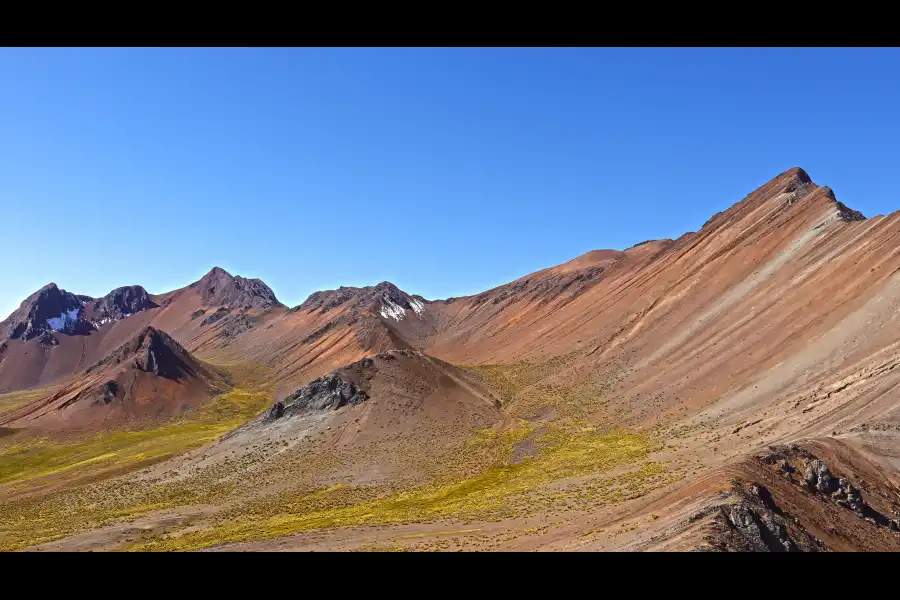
<box><xmin>206</xmin><ymin>266</ymin><xmax>231</xmax><ymax>278</ymax></box>
<box><xmin>88</xmin><ymin>325</ymin><xmax>194</xmax><ymax>380</ymax></box>
<box><xmin>2</xmin><ymin>283</ymin><xmax>92</xmax><ymax>341</ymax></box>
<box><xmin>784</xmin><ymin>166</ymin><xmax>812</xmax><ymax>184</ymax></box>
<box><xmin>296</xmin><ymin>281</ymin><xmax>426</xmax><ymax>322</ymax></box>
<box><xmin>190</xmin><ymin>267</ymin><xmax>281</xmax><ymax>310</ymax></box>
<box><xmin>87</xmin><ymin>285</ymin><xmax>158</xmax><ymax>329</ymax></box>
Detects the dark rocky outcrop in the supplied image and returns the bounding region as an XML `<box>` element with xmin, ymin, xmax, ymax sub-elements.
<box><xmin>763</xmin><ymin>444</ymin><xmax>898</xmax><ymax>529</ymax></box>
<box><xmin>1</xmin><ymin>283</ymin><xmax>93</xmax><ymax>341</ymax></box>
<box><xmin>265</xmin><ymin>371</ymin><xmax>370</xmax><ymax>422</ymax></box>
<box><xmin>218</xmin><ymin>313</ymin><xmax>254</xmax><ymax>343</ymax></box>
<box><xmin>190</xmin><ymin>267</ymin><xmax>282</xmax><ymax>310</ymax></box>
<box><xmin>697</xmin><ymin>481</ymin><xmax>826</xmax><ymax>552</ymax></box>
<box><xmin>263</xmin><ymin>355</ymin><xmax>387</xmax><ymax>423</ymax></box>
<box><xmin>90</xmin><ymin>285</ymin><xmax>157</xmax><ymax>325</ymax></box>
<box><xmin>98</xmin><ymin>380</ymin><xmax>119</xmax><ymax>405</ymax></box>
<box><xmin>262</xmin><ymin>351</ymin><xmax>428</xmax><ymax>424</ymax></box>
<box><xmin>37</xmin><ymin>331</ymin><xmax>59</xmax><ymax>348</ymax></box>
<box><xmin>201</xmin><ymin>307</ymin><xmax>230</xmax><ymax>326</ymax></box>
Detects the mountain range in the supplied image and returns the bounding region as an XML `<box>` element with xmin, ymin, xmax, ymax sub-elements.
<box><xmin>4</xmin><ymin>167</ymin><xmax>900</xmax><ymax>552</ymax></box>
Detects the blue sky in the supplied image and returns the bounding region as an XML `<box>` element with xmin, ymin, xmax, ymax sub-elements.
<box><xmin>2</xmin><ymin>48</ymin><xmax>899</xmax><ymax>317</ymax></box>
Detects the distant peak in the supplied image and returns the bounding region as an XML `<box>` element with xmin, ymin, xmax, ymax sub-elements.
<box><xmin>373</xmin><ymin>281</ymin><xmax>402</xmax><ymax>293</ymax></box>
<box><xmin>197</xmin><ymin>266</ymin><xmax>234</xmax><ymax>284</ymax></box>
<box><xmin>190</xmin><ymin>266</ymin><xmax>281</xmax><ymax>310</ymax></box>
<box><xmin>3</xmin><ymin>283</ymin><xmax>92</xmax><ymax>341</ymax></box>
<box><xmin>89</xmin><ymin>285</ymin><xmax>157</xmax><ymax>328</ymax></box>
<box><xmin>295</xmin><ymin>281</ymin><xmax>426</xmax><ymax>321</ymax></box>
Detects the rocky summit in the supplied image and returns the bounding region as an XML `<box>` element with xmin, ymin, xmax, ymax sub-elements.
<box><xmin>0</xmin><ymin>283</ymin><xmax>92</xmax><ymax>341</ymax></box>
<box><xmin>190</xmin><ymin>266</ymin><xmax>282</xmax><ymax>310</ymax></box>
<box><xmin>88</xmin><ymin>285</ymin><xmax>158</xmax><ymax>328</ymax></box>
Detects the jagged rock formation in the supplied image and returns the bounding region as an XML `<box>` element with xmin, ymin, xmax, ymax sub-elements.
<box><xmin>266</xmin><ymin>369</ymin><xmax>371</xmax><ymax>421</ymax></box>
<box><xmin>637</xmin><ymin>442</ymin><xmax>900</xmax><ymax>553</ymax></box>
<box><xmin>190</xmin><ymin>266</ymin><xmax>282</xmax><ymax>310</ymax></box>
<box><xmin>700</xmin><ymin>481</ymin><xmax>827</xmax><ymax>552</ymax></box>
<box><xmin>763</xmin><ymin>445</ymin><xmax>900</xmax><ymax>530</ymax></box>
<box><xmin>296</xmin><ymin>281</ymin><xmax>427</xmax><ymax>322</ymax></box>
<box><xmin>0</xmin><ymin>283</ymin><xmax>93</xmax><ymax>341</ymax></box>
<box><xmin>87</xmin><ymin>285</ymin><xmax>158</xmax><ymax>328</ymax></box>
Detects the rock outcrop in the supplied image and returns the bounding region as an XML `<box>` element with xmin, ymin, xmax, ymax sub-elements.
<box><xmin>266</xmin><ymin>368</ymin><xmax>372</xmax><ymax>422</ymax></box>
<box><xmin>765</xmin><ymin>445</ymin><xmax>900</xmax><ymax>530</ymax></box>
<box><xmin>88</xmin><ymin>285</ymin><xmax>158</xmax><ymax>327</ymax></box>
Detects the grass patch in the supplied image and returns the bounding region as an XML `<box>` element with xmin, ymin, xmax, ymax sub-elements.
<box><xmin>0</xmin><ymin>387</ymin><xmax>273</xmax><ymax>551</ymax></box>
<box><xmin>463</xmin><ymin>356</ymin><xmax>571</xmax><ymax>407</ymax></box>
<box><xmin>461</xmin><ymin>354</ymin><xmax>630</xmax><ymax>420</ymax></box>
<box><xmin>0</xmin><ymin>388</ymin><xmax>54</xmax><ymax>418</ymax></box>
<box><xmin>0</xmin><ymin>389</ymin><xmax>272</xmax><ymax>490</ymax></box>
<box><xmin>129</xmin><ymin>425</ymin><xmax>674</xmax><ymax>551</ymax></box>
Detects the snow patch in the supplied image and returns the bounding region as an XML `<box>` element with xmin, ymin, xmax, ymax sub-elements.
<box><xmin>91</xmin><ymin>312</ymin><xmax>132</xmax><ymax>330</ymax></box>
<box><xmin>92</xmin><ymin>317</ymin><xmax>112</xmax><ymax>329</ymax></box>
<box><xmin>409</xmin><ymin>297</ymin><xmax>426</xmax><ymax>317</ymax></box>
<box><xmin>380</xmin><ymin>296</ymin><xmax>407</xmax><ymax>321</ymax></box>
<box><xmin>46</xmin><ymin>308</ymin><xmax>82</xmax><ymax>332</ymax></box>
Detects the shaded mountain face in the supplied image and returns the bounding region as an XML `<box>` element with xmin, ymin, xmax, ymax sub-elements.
<box><xmin>1</xmin><ymin>283</ymin><xmax>93</xmax><ymax>341</ymax></box>
<box><xmin>86</xmin><ymin>326</ymin><xmax>204</xmax><ymax>381</ymax></box>
<box><xmin>190</xmin><ymin>266</ymin><xmax>282</xmax><ymax>310</ymax></box>
<box><xmin>86</xmin><ymin>285</ymin><xmax>158</xmax><ymax>328</ymax></box>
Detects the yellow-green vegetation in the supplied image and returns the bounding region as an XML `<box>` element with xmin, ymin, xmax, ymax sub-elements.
<box><xmin>462</xmin><ymin>355</ymin><xmax>630</xmax><ymax>420</ymax></box>
<box><xmin>0</xmin><ymin>389</ymin><xmax>271</xmax><ymax>491</ymax></box>
<box><xmin>463</xmin><ymin>355</ymin><xmax>572</xmax><ymax>407</ymax></box>
<box><xmin>0</xmin><ymin>360</ymin><xmax>274</xmax><ymax>492</ymax></box>
<box><xmin>0</xmin><ymin>388</ymin><xmax>53</xmax><ymax>417</ymax></box>
<box><xmin>0</xmin><ymin>386</ymin><xmax>273</xmax><ymax>551</ymax></box>
<box><xmin>128</xmin><ymin>424</ymin><xmax>676</xmax><ymax>551</ymax></box>
<box><xmin>0</xmin><ymin>353</ymin><xmax>680</xmax><ymax>552</ymax></box>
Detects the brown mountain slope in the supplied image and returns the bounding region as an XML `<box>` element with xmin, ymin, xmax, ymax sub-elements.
<box><xmin>0</xmin><ymin>327</ymin><xmax>229</xmax><ymax>430</ymax></box>
<box><xmin>158</xmin><ymin>349</ymin><xmax>506</xmax><ymax>496</ymax></box>
<box><xmin>602</xmin><ymin>439</ymin><xmax>900</xmax><ymax>552</ymax></box>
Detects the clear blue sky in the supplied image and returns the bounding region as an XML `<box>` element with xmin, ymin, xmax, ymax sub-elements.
<box><xmin>2</xmin><ymin>48</ymin><xmax>899</xmax><ymax>317</ymax></box>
